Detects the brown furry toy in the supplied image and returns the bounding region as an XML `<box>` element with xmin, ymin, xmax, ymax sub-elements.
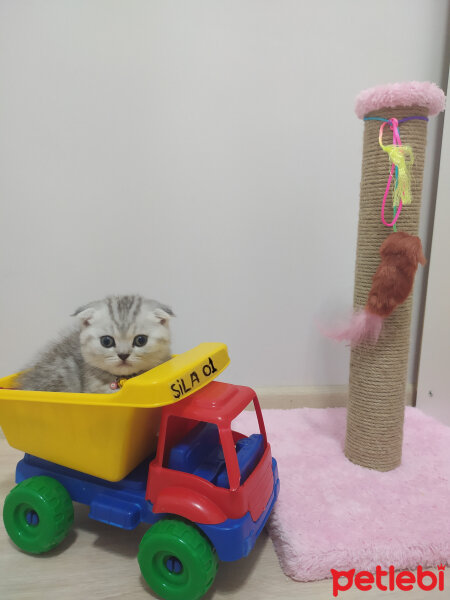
<box><xmin>328</xmin><ymin>232</ymin><xmax>426</xmax><ymax>346</ymax></box>
<box><xmin>366</xmin><ymin>232</ymin><xmax>426</xmax><ymax>318</ymax></box>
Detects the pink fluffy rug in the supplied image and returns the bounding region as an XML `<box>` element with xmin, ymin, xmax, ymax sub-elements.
<box><xmin>235</xmin><ymin>406</ymin><xmax>450</xmax><ymax>581</ymax></box>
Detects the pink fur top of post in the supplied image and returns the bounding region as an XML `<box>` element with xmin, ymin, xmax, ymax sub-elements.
<box><xmin>355</xmin><ymin>81</ymin><xmax>445</xmax><ymax>119</ymax></box>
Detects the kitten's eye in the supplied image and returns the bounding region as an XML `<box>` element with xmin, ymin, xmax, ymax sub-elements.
<box><xmin>133</xmin><ymin>335</ymin><xmax>148</xmax><ymax>347</ymax></box>
<box><xmin>100</xmin><ymin>335</ymin><xmax>115</xmax><ymax>348</ymax></box>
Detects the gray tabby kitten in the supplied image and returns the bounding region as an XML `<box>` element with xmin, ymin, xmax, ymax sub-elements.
<box><xmin>17</xmin><ymin>295</ymin><xmax>174</xmax><ymax>394</ymax></box>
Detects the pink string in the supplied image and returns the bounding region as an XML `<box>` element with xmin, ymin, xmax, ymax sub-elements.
<box><xmin>379</xmin><ymin>118</ymin><xmax>403</xmax><ymax>228</ymax></box>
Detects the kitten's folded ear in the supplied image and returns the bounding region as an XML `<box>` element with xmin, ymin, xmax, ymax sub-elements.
<box><xmin>72</xmin><ymin>304</ymin><xmax>97</xmax><ymax>327</ymax></box>
<box><xmin>153</xmin><ymin>304</ymin><xmax>175</xmax><ymax>325</ymax></box>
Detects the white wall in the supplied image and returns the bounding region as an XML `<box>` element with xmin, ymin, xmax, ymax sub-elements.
<box><xmin>0</xmin><ymin>0</ymin><xmax>448</xmax><ymax>387</ymax></box>
<box><xmin>417</xmin><ymin>69</ymin><xmax>450</xmax><ymax>425</ymax></box>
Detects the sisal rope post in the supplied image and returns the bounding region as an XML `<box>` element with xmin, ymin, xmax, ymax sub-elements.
<box><xmin>346</xmin><ymin>83</ymin><xmax>445</xmax><ymax>471</ymax></box>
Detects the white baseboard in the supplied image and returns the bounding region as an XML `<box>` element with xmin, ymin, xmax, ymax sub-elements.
<box><xmin>254</xmin><ymin>383</ymin><xmax>416</xmax><ymax>409</ymax></box>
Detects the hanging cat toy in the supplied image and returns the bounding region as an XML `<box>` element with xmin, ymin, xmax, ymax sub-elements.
<box><xmin>330</xmin><ymin>116</ymin><xmax>427</xmax><ymax>346</ymax></box>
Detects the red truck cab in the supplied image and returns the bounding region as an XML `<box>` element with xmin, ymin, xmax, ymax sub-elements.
<box><xmin>148</xmin><ymin>381</ymin><xmax>275</xmax><ymax>526</ymax></box>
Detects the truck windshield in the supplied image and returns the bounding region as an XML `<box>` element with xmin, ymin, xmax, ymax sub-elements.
<box><xmin>224</xmin><ymin>399</ymin><xmax>267</xmax><ymax>488</ymax></box>
<box><xmin>163</xmin><ymin>396</ymin><xmax>266</xmax><ymax>489</ymax></box>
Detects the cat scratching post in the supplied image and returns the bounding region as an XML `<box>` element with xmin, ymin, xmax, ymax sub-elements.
<box><xmin>346</xmin><ymin>82</ymin><xmax>445</xmax><ymax>471</ymax></box>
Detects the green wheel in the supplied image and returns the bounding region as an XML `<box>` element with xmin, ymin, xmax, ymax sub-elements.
<box><xmin>138</xmin><ymin>519</ymin><xmax>218</xmax><ymax>600</ymax></box>
<box><xmin>3</xmin><ymin>476</ymin><xmax>74</xmax><ymax>554</ymax></box>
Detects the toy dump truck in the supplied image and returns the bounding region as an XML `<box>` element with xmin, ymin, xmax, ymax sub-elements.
<box><xmin>0</xmin><ymin>343</ymin><xmax>279</xmax><ymax>600</ymax></box>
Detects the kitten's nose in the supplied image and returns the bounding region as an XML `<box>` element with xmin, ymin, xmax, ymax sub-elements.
<box><xmin>118</xmin><ymin>353</ymin><xmax>130</xmax><ymax>361</ymax></box>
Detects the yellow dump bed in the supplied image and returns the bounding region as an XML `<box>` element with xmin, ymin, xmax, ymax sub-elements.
<box><xmin>0</xmin><ymin>343</ymin><xmax>229</xmax><ymax>481</ymax></box>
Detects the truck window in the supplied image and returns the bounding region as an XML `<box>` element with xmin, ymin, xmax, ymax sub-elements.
<box><xmin>224</xmin><ymin>405</ymin><xmax>265</xmax><ymax>487</ymax></box>
<box><xmin>163</xmin><ymin>396</ymin><xmax>267</xmax><ymax>489</ymax></box>
<box><xmin>164</xmin><ymin>417</ymin><xmax>227</xmax><ymax>486</ymax></box>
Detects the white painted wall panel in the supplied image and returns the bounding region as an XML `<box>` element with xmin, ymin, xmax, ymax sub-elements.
<box><xmin>0</xmin><ymin>1</ymin><xmax>447</xmax><ymax>386</ymax></box>
<box><xmin>417</xmin><ymin>68</ymin><xmax>450</xmax><ymax>425</ymax></box>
